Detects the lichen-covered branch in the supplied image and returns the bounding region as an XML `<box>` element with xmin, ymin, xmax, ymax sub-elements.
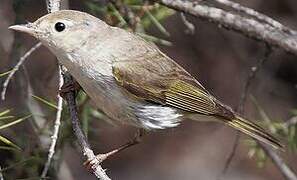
<box><xmin>62</xmin><ymin>71</ymin><xmax>111</xmax><ymax>180</ymax></box>
<box><xmin>40</xmin><ymin>66</ymin><xmax>63</xmax><ymax>179</ymax></box>
<box><xmin>46</xmin><ymin>0</ymin><xmax>61</xmax><ymax>13</ymax></box>
<box><xmin>158</xmin><ymin>0</ymin><xmax>297</xmax><ymax>55</ymax></box>
<box><xmin>213</xmin><ymin>0</ymin><xmax>293</xmax><ymax>33</ymax></box>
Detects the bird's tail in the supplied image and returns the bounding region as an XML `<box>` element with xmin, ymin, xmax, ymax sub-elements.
<box><xmin>226</xmin><ymin>115</ymin><xmax>283</xmax><ymax>149</ymax></box>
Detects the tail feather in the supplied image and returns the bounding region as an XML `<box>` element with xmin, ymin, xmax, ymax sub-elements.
<box><xmin>226</xmin><ymin>115</ymin><xmax>283</xmax><ymax>149</ymax></box>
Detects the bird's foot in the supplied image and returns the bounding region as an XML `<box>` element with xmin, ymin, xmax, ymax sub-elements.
<box><xmin>83</xmin><ymin>129</ymin><xmax>146</xmax><ymax>170</ymax></box>
<box><xmin>59</xmin><ymin>80</ymin><xmax>81</xmax><ymax>98</ymax></box>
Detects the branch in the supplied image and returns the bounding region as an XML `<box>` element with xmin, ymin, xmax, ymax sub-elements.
<box><xmin>40</xmin><ymin>66</ymin><xmax>63</xmax><ymax>179</ymax></box>
<box><xmin>158</xmin><ymin>0</ymin><xmax>297</xmax><ymax>55</ymax></box>
<box><xmin>180</xmin><ymin>12</ymin><xmax>195</xmax><ymax>35</ymax></box>
<box><xmin>261</xmin><ymin>144</ymin><xmax>297</xmax><ymax>180</ymax></box>
<box><xmin>213</xmin><ymin>0</ymin><xmax>293</xmax><ymax>34</ymax></box>
<box><xmin>62</xmin><ymin>71</ymin><xmax>111</xmax><ymax>180</ymax></box>
<box><xmin>1</xmin><ymin>42</ymin><xmax>42</xmax><ymax>100</ymax></box>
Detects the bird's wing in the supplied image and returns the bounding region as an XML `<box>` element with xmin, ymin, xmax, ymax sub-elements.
<box><xmin>112</xmin><ymin>49</ymin><xmax>229</xmax><ymax>117</ymax></box>
<box><xmin>112</xmin><ymin>45</ymin><xmax>282</xmax><ymax>149</ymax></box>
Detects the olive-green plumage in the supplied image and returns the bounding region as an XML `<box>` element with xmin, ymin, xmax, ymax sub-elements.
<box><xmin>9</xmin><ymin>10</ymin><xmax>282</xmax><ymax>149</ymax></box>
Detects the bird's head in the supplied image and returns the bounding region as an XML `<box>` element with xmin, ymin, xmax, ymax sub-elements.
<box><xmin>9</xmin><ymin>10</ymin><xmax>109</xmax><ymax>53</ymax></box>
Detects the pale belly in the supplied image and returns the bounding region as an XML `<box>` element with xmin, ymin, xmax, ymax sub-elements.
<box><xmin>74</xmin><ymin>67</ymin><xmax>183</xmax><ymax>129</ymax></box>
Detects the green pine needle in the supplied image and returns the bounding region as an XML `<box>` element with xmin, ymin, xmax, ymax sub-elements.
<box><xmin>0</xmin><ymin>145</ymin><xmax>20</xmax><ymax>151</ymax></box>
<box><xmin>136</xmin><ymin>32</ymin><xmax>172</xmax><ymax>46</ymax></box>
<box><xmin>251</xmin><ymin>95</ymin><xmax>277</xmax><ymax>134</ymax></box>
<box><xmin>145</xmin><ymin>9</ymin><xmax>170</xmax><ymax>37</ymax></box>
<box><xmin>31</xmin><ymin>95</ymin><xmax>58</xmax><ymax>109</ymax></box>
<box><xmin>0</xmin><ymin>114</ymin><xmax>32</xmax><ymax>130</ymax></box>
<box><xmin>0</xmin><ymin>116</ymin><xmax>15</xmax><ymax>120</ymax></box>
<box><xmin>0</xmin><ymin>135</ymin><xmax>21</xmax><ymax>150</ymax></box>
<box><xmin>0</xmin><ymin>70</ymin><xmax>13</xmax><ymax>78</ymax></box>
<box><xmin>0</xmin><ymin>109</ymin><xmax>12</xmax><ymax>117</ymax></box>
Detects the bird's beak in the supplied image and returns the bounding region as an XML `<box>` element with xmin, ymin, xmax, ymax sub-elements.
<box><xmin>9</xmin><ymin>23</ymin><xmax>37</xmax><ymax>37</ymax></box>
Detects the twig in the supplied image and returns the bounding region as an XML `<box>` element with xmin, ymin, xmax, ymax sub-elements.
<box><xmin>261</xmin><ymin>144</ymin><xmax>297</xmax><ymax>180</ymax></box>
<box><xmin>219</xmin><ymin>44</ymin><xmax>296</xmax><ymax>180</ymax></box>
<box><xmin>0</xmin><ymin>165</ymin><xmax>4</xmax><ymax>180</ymax></box>
<box><xmin>238</xmin><ymin>45</ymin><xmax>272</xmax><ymax>112</ymax></box>
<box><xmin>180</xmin><ymin>12</ymin><xmax>195</xmax><ymax>35</ymax></box>
<box><xmin>221</xmin><ymin>45</ymin><xmax>272</xmax><ymax>175</ymax></box>
<box><xmin>213</xmin><ymin>0</ymin><xmax>294</xmax><ymax>34</ymax></box>
<box><xmin>62</xmin><ymin>71</ymin><xmax>111</xmax><ymax>180</ymax></box>
<box><xmin>1</xmin><ymin>42</ymin><xmax>42</xmax><ymax>100</ymax></box>
<box><xmin>40</xmin><ymin>66</ymin><xmax>63</xmax><ymax>179</ymax></box>
<box><xmin>158</xmin><ymin>0</ymin><xmax>297</xmax><ymax>55</ymax></box>
<box><xmin>46</xmin><ymin>0</ymin><xmax>61</xmax><ymax>13</ymax></box>
<box><xmin>253</xmin><ymin>99</ymin><xmax>297</xmax><ymax>180</ymax></box>
<box><xmin>215</xmin><ymin>0</ymin><xmax>296</xmax><ymax>35</ymax></box>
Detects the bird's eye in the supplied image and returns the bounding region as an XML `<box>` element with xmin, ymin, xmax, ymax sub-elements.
<box><xmin>55</xmin><ymin>22</ymin><xmax>65</xmax><ymax>32</ymax></box>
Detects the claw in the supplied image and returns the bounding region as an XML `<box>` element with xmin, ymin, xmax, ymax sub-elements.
<box><xmin>59</xmin><ymin>81</ymin><xmax>81</xmax><ymax>98</ymax></box>
<box><xmin>83</xmin><ymin>129</ymin><xmax>146</xmax><ymax>172</ymax></box>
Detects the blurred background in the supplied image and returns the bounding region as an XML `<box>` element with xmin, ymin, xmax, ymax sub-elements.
<box><xmin>0</xmin><ymin>0</ymin><xmax>297</xmax><ymax>179</ymax></box>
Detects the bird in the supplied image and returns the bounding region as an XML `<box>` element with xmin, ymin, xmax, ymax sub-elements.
<box><xmin>9</xmin><ymin>10</ymin><xmax>282</xmax><ymax>149</ymax></box>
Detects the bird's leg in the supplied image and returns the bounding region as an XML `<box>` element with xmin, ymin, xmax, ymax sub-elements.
<box><xmin>59</xmin><ymin>80</ymin><xmax>81</xmax><ymax>98</ymax></box>
<box><xmin>84</xmin><ymin>129</ymin><xmax>146</xmax><ymax>169</ymax></box>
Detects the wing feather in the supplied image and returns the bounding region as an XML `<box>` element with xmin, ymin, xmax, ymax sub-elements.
<box><xmin>112</xmin><ymin>50</ymin><xmax>220</xmax><ymax>116</ymax></box>
<box><xmin>165</xmin><ymin>82</ymin><xmax>217</xmax><ymax>114</ymax></box>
